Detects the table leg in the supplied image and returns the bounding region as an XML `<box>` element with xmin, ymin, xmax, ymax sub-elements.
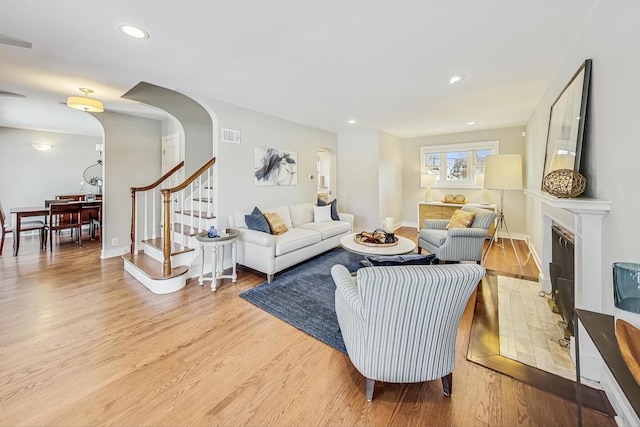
<box><xmin>13</xmin><ymin>214</ymin><xmax>22</xmax><ymax>256</ymax></box>
<box><xmin>198</xmin><ymin>245</ymin><xmax>205</xmax><ymax>286</ymax></box>
<box><xmin>231</xmin><ymin>240</ymin><xmax>237</xmax><ymax>282</ymax></box>
<box><xmin>211</xmin><ymin>244</ymin><xmax>218</xmax><ymax>292</ymax></box>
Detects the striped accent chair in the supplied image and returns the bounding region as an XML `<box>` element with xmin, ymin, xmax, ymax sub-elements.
<box><xmin>417</xmin><ymin>206</ymin><xmax>496</xmax><ymax>262</ymax></box>
<box><xmin>332</xmin><ymin>263</ymin><xmax>485</xmax><ymax>401</ymax></box>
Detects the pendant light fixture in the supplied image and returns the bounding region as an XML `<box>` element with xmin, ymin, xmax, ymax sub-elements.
<box><xmin>67</xmin><ymin>88</ymin><xmax>104</xmax><ymax>112</ymax></box>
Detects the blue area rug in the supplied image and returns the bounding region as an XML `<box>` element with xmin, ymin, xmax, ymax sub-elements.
<box><xmin>239</xmin><ymin>248</ymin><xmax>365</xmax><ymax>353</ymax></box>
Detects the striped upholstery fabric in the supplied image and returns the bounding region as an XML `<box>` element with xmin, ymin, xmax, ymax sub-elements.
<box><xmin>332</xmin><ymin>263</ymin><xmax>485</xmax><ymax>393</ymax></box>
<box><xmin>418</xmin><ymin>206</ymin><xmax>496</xmax><ymax>262</ymax></box>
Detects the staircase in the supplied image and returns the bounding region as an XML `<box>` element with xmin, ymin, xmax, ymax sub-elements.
<box><xmin>123</xmin><ymin>158</ymin><xmax>217</xmax><ymax>294</ymax></box>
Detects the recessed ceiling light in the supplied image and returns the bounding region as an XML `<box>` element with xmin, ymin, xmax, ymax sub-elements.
<box><xmin>348</xmin><ymin>119</ymin><xmax>356</xmax><ymax>124</ymax></box>
<box><xmin>120</xmin><ymin>24</ymin><xmax>149</xmax><ymax>39</ymax></box>
<box><xmin>467</xmin><ymin>121</ymin><xmax>476</xmax><ymax>125</ymax></box>
<box><xmin>32</xmin><ymin>143</ymin><xmax>52</xmax><ymax>151</ymax></box>
<box><xmin>449</xmin><ymin>75</ymin><xmax>464</xmax><ymax>85</ymax></box>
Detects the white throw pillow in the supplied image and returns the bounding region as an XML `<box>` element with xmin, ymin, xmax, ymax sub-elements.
<box><xmin>313</xmin><ymin>205</ymin><xmax>333</xmax><ymax>222</ymax></box>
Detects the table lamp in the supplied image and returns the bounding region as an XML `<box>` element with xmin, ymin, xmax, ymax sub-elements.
<box><xmin>420</xmin><ymin>174</ymin><xmax>436</xmax><ymax>202</ymax></box>
<box><xmin>475</xmin><ymin>173</ymin><xmax>489</xmax><ymax>204</ymax></box>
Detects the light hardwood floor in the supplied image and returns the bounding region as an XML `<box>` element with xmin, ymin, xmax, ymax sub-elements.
<box><xmin>0</xmin><ymin>229</ymin><xmax>614</xmax><ymax>426</ymax></box>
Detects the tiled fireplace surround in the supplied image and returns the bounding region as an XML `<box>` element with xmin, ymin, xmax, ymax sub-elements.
<box><xmin>525</xmin><ymin>190</ymin><xmax>639</xmax><ymax>421</ymax></box>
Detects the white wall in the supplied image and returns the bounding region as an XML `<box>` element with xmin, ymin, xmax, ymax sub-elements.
<box><xmin>402</xmin><ymin>126</ymin><xmax>527</xmax><ymax>232</ymax></box>
<box><xmin>337</xmin><ymin>129</ymin><xmax>380</xmax><ymax>231</ymax></box>
<box><xmin>317</xmin><ymin>149</ymin><xmax>331</xmax><ymax>195</ymax></box>
<box><xmin>525</xmin><ymin>0</ymin><xmax>640</xmax><ymax>313</ymax></box>
<box><xmin>198</xmin><ymin>97</ymin><xmax>338</xmax><ymax>227</ymax></box>
<box><xmin>378</xmin><ymin>131</ymin><xmax>403</xmax><ymax>230</ymax></box>
<box><xmin>92</xmin><ymin>112</ymin><xmax>162</xmax><ymax>257</ymax></box>
<box><xmin>0</xmin><ymin>126</ymin><xmax>101</xmax><ymax>221</ymax></box>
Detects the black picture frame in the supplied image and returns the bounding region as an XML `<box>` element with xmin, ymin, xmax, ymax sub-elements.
<box><xmin>541</xmin><ymin>59</ymin><xmax>592</xmax><ymax>189</ymax></box>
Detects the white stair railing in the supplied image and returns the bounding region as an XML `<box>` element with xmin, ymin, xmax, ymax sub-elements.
<box><xmin>130</xmin><ymin>161</ymin><xmax>184</xmax><ymax>255</ymax></box>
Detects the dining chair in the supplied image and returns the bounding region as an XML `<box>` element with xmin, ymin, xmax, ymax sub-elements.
<box><xmin>46</xmin><ymin>202</ymin><xmax>83</xmax><ymax>251</ymax></box>
<box><xmin>81</xmin><ymin>201</ymin><xmax>101</xmax><ymax>241</ymax></box>
<box><xmin>1</xmin><ymin>201</ymin><xmax>46</xmax><ymax>255</ymax></box>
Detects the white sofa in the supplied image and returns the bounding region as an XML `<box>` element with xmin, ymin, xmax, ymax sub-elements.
<box><xmin>228</xmin><ymin>202</ymin><xmax>354</xmax><ymax>283</ymax></box>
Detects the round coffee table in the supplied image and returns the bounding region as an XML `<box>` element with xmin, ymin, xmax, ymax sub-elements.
<box><xmin>340</xmin><ymin>233</ymin><xmax>416</xmax><ymax>256</ymax></box>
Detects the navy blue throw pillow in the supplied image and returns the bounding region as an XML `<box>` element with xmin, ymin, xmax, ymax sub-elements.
<box><xmin>245</xmin><ymin>206</ymin><xmax>270</xmax><ymax>233</ymax></box>
<box><xmin>317</xmin><ymin>198</ymin><xmax>339</xmax><ymax>221</ymax></box>
<box><xmin>365</xmin><ymin>253</ymin><xmax>439</xmax><ymax>267</ymax></box>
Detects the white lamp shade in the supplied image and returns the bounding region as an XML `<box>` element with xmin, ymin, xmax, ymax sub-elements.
<box><xmin>484</xmin><ymin>154</ymin><xmax>523</xmax><ymax>190</ymax></box>
<box><xmin>420</xmin><ymin>174</ymin><xmax>436</xmax><ymax>187</ymax></box>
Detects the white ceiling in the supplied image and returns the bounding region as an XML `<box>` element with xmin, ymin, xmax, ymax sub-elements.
<box><xmin>0</xmin><ymin>0</ymin><xmax>598</xmax><ymax>138</ymax></box>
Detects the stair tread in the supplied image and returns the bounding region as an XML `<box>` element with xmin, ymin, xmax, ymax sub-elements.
<box><xmin>171</xmin><ymin>223</ymin><xmax>201</xmax><ymax>237</ymax></box>
<box><xmin>193</xmin><ymin>197</ymin><xmax>213</xmax><ymax>202</ymax></box>
<box><xmin>178</xmin><ymin>210</ymin><xmax>216</xmax><ymax>219</ymax></box>
<box><xmin>143</xmin><ymin>238</ymin><xmax>195</xmax><ymax>255</ymax></box>
<box><xmin>122</xmin><ymin>253</ymin><xmax>188</xmax><ymax>280</ymax></box>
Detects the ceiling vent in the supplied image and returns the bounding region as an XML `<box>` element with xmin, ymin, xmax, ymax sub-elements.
<box><xmin>221</xmin><ymin>128</ymin><xmax>241</xmax><ymax>144</ymax></box>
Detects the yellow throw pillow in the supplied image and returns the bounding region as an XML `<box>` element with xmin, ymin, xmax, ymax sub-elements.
<box><xmin>446</xmin><ymin>210</ymin><xmax>476</xmax><ymax>229</ymax></box>
<box><xmin>263</xmin><ymin>212</ymin><xmax>288</xmax><ymax>235</ymax></box>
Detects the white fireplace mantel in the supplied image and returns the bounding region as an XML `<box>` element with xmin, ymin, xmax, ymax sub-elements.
<box><xmin>526</xmin><ymin>189</ymin><xmax>611</xmax><ymax>384</ymax></box>
<box><xmin>525</xmin><ymin>189</ymin><xmax>611</xmax><ymax>312</ymax></box>
<box><xmin>525</xmin><ymin>190</ymin><xmax>611</xmax><ymax>216</ymax></box>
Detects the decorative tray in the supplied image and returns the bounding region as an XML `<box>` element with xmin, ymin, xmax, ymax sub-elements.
<box><xmin>441</xmin><ymin>194</ymin><xmax>466</xmax><ymax>204</ymax></box>
<box><xmin>354</xmin><ymin>233</ymin><xmax>398</xmax><ymax>247</ymax></box>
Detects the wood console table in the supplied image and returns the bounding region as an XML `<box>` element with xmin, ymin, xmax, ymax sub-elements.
<box><xmin>575</xmin><ymin>309</ymin><xmax>640</xmax><ymax>426</ymax></box>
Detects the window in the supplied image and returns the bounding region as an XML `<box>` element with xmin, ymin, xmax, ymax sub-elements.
<box><xmin>420</xmin><ymin>141</ymin><xmax>499</xmax><ymax>188</ymax></box>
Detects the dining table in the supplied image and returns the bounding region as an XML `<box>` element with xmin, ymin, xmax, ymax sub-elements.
<box><xmin>9</xmin><ymin>206</ymin><xmax>48</xmax><ymax>256</ymax></box>
<box><xmin>10</xmin><ymin>200</ymin><xmax>102</xmax><ymax>256</ymax></box>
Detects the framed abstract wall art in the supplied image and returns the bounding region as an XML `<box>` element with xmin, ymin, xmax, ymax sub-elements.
<box><xmin>254</xmin><ymin>147</ymin><xmax>298</xmax><ymax>186</ymax></box>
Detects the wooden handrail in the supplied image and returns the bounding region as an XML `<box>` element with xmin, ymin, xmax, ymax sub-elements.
<box><xmin>159</xmin><ymin>157</ymin><xmax>216</xmax><ymax>275</ymax></box>
<box><xmin>131</xmin><ymin>161</ymin><xmax>184</xmax><ymax>193</ymax></box>
<box><xmin>168</xmin><ymin>158</ymin><xmax>216</xmax><ymax>193</ymax></box>
<box><xmin>130</xmin><ymin>161</ymin><xmax>184</xmax><ymax>254</ymax></box>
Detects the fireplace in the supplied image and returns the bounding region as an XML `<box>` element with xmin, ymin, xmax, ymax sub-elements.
<box><xmin>550</xmin><ymin>223</ymin><xmax>575</xmax><ymax>338</ymax></box>
<box><xmin>526</xmin><ymin>189</ymin><xmax>610</xmax><ymax>382</ymax></box>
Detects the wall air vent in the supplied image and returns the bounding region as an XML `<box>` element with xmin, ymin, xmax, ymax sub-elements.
<box><xmin>221</xmin><ymin>128</ymin><xmax>241</xmax><ymax>144</ymax></box>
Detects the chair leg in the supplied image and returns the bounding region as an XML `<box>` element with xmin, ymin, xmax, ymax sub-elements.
<box><xmin>441</xmin><ymin>373</ymin><xmax>453</xmax><ymax>397</ymax></box>
<box><xmin>417</xmin><ymin>246</ymin><xmax>422</xmax><ymax>254</ymax></box>
<box><xmin>365</xmin><ymin>378</ymin><xmax>375</xmax><ymax>401</ymax></box>
<box><xmin>0</xmin><ymin>230</ymin><xmax>5</xmax><ymax>255</ymax></box>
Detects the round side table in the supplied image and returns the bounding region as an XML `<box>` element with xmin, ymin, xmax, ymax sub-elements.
<box><xmin>195</xmin><ymin>229</ymin><xmax>240</xmax><ymax>291</ymax></box>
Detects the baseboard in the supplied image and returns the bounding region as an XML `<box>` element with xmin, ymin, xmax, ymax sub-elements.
<box><xmin>601</xmin><ymin>363</ymin><xmax>640</xmax><ymax>426</ymax></box>
<box><xmin>526</xmin><ymin>236</ymin><xmax>543</xmax><ymax>278</ymax></box>
<box><xmin>102</xmin><ymin>246</ymin><xmax>130</xmax><ymax>258</ymax></box>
